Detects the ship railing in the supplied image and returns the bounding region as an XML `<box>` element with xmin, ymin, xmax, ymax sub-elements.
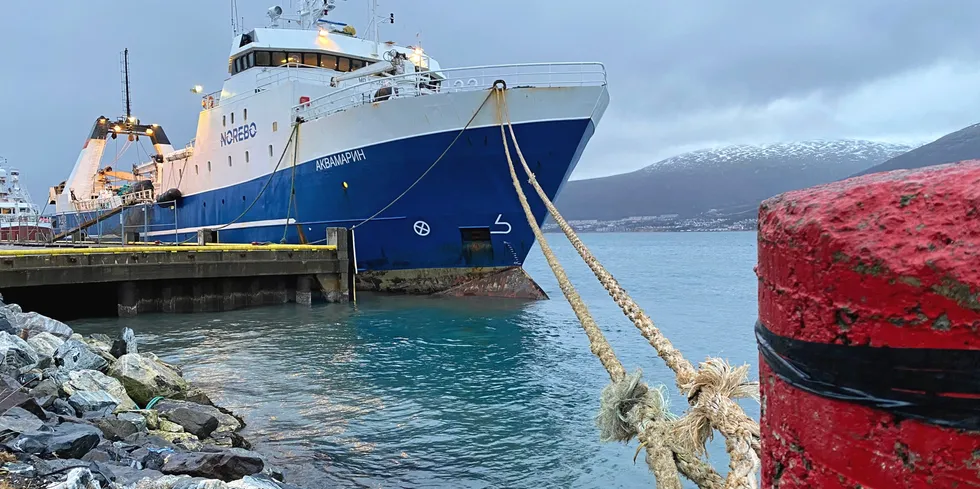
<box><xmin>292</xmin><ymin>62</ymin><xmax>607</xmax><ymax>122</ymax></box>
<box><xmin>122</xmin><ymin>189</ymin><xmax>155</xmax><ymax>206</ymax></box>
<box><xmin>70</xmin><ymin>189</ymin><xmax>154</xmax><ymax>213</ymax></box>
<box><xmin>256</xmin><ymin>63</ymin><xmax>338</xmax><ymax>90</ymax></box>
<box><xmin>201</xmin><ymin>89</ymin><xmax>222</xmax><ymax>111</ymax></box>
<box><xmin>0</xmin><ymin>215</ymin><xmax>52</xmax><ymax>244</ymax></box>
<box><xmin>72</xmin><ymin>196</ymin><xmax>122</xmax><ymax>213</ymax></box>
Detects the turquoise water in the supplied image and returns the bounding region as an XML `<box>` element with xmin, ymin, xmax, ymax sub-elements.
<box><xmin>72</xmin><ymin>231</ymin><xmax>760</xmax><ymax>488</ymax></box>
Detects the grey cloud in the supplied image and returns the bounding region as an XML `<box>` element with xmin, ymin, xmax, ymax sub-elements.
<box><xmin>1</xmin><ymin>0</ymin><xmax>978</xmax><ymax>197</ymax></box>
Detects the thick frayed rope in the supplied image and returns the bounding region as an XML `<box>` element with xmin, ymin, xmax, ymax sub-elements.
<box><xmin>675</xmin><ymin>359</ymin><xmax>759</xmax><ymax>456</ymax></box>
<box><xmin>675</xmin><ymin>359</ymin><xmax>761</xmax><ymax>489</ymax></box>
<box><xmin>495</xmin><ymin>87</ymin><xmax>752</xmax><ymax>489</ymax></box>
<box><xmin>596</xmin><ymin>370</ymin><xmax>671</xmax><ymax>443</ymax></box>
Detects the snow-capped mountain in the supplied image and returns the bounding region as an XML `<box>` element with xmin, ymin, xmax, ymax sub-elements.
<box><xmin>644</xmin><ymin>140</ymin><xmax>917</xmax><ymax>172</ymax></box>
<box><xmin>555</xmin><ymin>139</ymin><xmax>918</xmax><ymax>221</ymax></box>
<box><xmin>852</xmin><ymin>123</ymin><xmax>980</xmax><ymax>177</ymax></box>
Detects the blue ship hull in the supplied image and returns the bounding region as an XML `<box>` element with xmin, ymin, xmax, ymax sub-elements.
<box><xmin>54</xmin><ymin>118</ymin><xmax>593</xmax><ymax>284</ymax></box>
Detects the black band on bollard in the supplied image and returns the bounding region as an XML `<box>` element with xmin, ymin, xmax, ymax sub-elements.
<box><xmin>756</xmin><ymin>320</ymin><xmax>980</xmax><ymax>431</ymax></box>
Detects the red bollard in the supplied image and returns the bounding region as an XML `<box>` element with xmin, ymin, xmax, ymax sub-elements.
<box><xmin>756</xmin><ymin>160</ymin><xmax>980</xmax><ymax>488</ymax></box>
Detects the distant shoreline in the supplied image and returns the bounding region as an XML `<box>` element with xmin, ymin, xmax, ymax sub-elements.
<box><xmin>541</xmin><ymin>217</ymin><xmax>758</xmax><ymax>234</ymax></box>
<box><xmin>543</xmin><ymin>229</ymin><xmax>756</xmax><ymax>234</ymax></box>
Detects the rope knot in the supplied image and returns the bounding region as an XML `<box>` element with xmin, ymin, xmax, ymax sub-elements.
<box><xmin>596</xmin><ymin>370</ymin><xmax>672</xmax><ymax>443</ymax></box>
<box><xmin>675</xmin><ymin>358</ymin><xmax>760</xmax><ymax>456</ymax></box>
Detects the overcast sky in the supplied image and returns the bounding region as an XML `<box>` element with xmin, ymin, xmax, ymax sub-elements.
<box><xmin>2</xmin><ymin>0</ymin><xmax>979</xmax><ymax>201</ymax></box>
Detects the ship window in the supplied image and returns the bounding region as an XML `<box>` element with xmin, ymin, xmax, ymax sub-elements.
<box><xmin>338</xmin><ymin>57</ymin><xmax>351</xmax><ymax>72</ymax></box>
<box><xmin>231</xmin><ymin>112</ymin><xmax>235</xmax><ymax>124</ymax></box>
<box><xmin>222</xmin><ymin>115</ymin><xmax>226</xmax><ymax>127</ymax></box>
<box><xmin>247</xmin><ymin>52</ymin><xmax>255</xmax><ymax>68</ymax></box>
<box><xmin>256</xmin><ymin>51</ymin><xmax>271</xmax><ymax>66</ymax></box>
<box><xmin>319</xmin><ymin>54</ymin><xmax>337</xmax><ymax>70</ymax></box>
<box><xmin>287</xmin><ymin>52</ymin><xmax>302</xmax><ymax>64</ymax></box>
<box><xmin>269</xmin><ymin>144</ymin><xmax>274</xmax><ymax>157</ymax></box>
<box><xmin>235</xmin><ymin>57</ymin><xmax>243</xmax><ymax>74</ymax></box>
<box><xmin>243</xmin><ymin>108</ymin><xmax>248</xmax><ymax>121</ymax></box>
<box><xmin>228</xmin><ymin>155</ymin><xmax>233</xmax><ymax>167</ymax></box>
<box><xmin>195</xmin><ymin>165</ymin><xmax>199</xmax><ymax>175</ymax></box>
<box><xmin>272</xmin><ymin>121</ymin><xmax>278</xmax><ymax>132</ymax></box>
<box><xmin>179</xmin><ymin>169</ymin><xmax>183</xmax><ymax>178</ymax></box>
<box><xmin>245</xmin><ymin>151</ymin><xmax>250</xmax><ymax>163</ymax></box>
<box><xmin>303</xmin><ymin>53</ymin><xmax>317</xmax><ymax>66</ymax></box>
<box><xmin>208</xmin><ymin>161</ymin><xmax>212</xmax><ymax>172</ymax></box>
<box><xmin>274</xmin><ymin>51</ymin><xmax>288</xmax><ymax>65</ymax></box>
<box><xmin>351</xmin><ymin>59</ymin><xmax>364</xmax><ymax>70</ymax></box>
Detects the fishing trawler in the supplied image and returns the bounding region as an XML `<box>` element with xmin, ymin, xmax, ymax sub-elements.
<box><xmin>0</xmin><ymin>158</ymin><xmax>53</xmax><ymax>242</ymax></box>
<box><xmin>49</xmin><ymin>0</ymin><xmax>608</xmax><ymax>295</ymax></box>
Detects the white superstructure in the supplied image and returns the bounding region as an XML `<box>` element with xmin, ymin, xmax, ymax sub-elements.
<box><xmin>0</xmin><ymin>157</ymin><xmax>53</xmax><ymax>241</ymax></box>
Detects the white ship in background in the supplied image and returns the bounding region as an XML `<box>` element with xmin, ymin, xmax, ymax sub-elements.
<box><xmin>0</xmin><ymin>158</ymin><xmax>53</xmax><ymax>242</ymax></box>
<box><xmin>48</xmin><ymin>0</ymin><xmax>609</xmax><ymax>295</ymax></box>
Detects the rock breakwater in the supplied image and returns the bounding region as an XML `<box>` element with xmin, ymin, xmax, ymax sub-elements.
<box><xmin>0</xmin><ymin>296</ymin><xmax>304</xmax><ymax>489</ymax></box>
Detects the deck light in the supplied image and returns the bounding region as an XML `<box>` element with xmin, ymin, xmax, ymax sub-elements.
<box><xmin>191</xmin><ymin>85</ymin><xmax>203</xmax><ymax>93</ymax></box>
<box><xmin>145</xmin><ymin>128</ymin><xmax>154</xmax><ymax>136</ymax></box>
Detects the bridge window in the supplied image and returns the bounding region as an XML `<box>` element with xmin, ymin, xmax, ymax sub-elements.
<box><xmin>320</xmin><ymin>54</ymin><xmax>337</xmax><ymax>70</ymax></box>
<box><xmin>239</xmin><ymin>50</ymin><xmax>375</xmax><ymax>73</ymax></box>
<box><xmin>256</xmin><ymin>51</ymin><xmax>271</xmax><ymax>66</ymax></box>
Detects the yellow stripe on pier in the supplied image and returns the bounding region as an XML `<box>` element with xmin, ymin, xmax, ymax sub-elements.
<box><xmin>0</xmin><ymin>243</ymin><xmax>337</xmax><ymax>257</ymax></box>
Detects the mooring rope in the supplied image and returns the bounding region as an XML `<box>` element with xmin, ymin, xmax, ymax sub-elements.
<box><xmin>350</xmin><ymin>90</ymin><xmax>496</xmax><ymax>230</ymax></box>
<box><xmin>494</xmin><ymin>86</ymin><xmax>759</xmax><ymax>489</ymax></box>
<box><xmin>494</xmin><ymin>88</ymin><xmax>689</xmax><ymax>489</ymax></box>
<box><xmin>172</xmin><ymin>124</ymin><xmax>301</xmax><ymax>245</ymax></box>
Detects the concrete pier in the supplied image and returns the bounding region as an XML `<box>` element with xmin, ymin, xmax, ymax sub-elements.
<box><xmin>0</xmin><ymin>234</ymin><xmax>351</xmax><ymax>319</ymax></box>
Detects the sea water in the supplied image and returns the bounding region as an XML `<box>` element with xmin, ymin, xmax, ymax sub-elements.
<box><xmin>72</xmin><ymin>231</ymin><xmax>760</xmax><ymax>488</ymax></box>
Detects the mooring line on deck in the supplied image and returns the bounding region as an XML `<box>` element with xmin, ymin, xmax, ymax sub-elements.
<box><xmin>349</xmin><ymin>90</ymin><xmax>496</xmax><ymax>230</ymax></box>
<box><xmin>171</xmin><ymin>124</ymin><xmax>301</xmax><ymax>245</ymax></box>
<box><xmin>493</xmin><ymin>85</ymin><xmax>759</xmax><ymax>489</ymax></box>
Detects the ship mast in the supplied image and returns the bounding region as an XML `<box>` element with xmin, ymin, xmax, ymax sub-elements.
<box><xmin>121</xmin><ymin>49</ymin><xmax>132</xmax><ymax>121</ymax></box>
